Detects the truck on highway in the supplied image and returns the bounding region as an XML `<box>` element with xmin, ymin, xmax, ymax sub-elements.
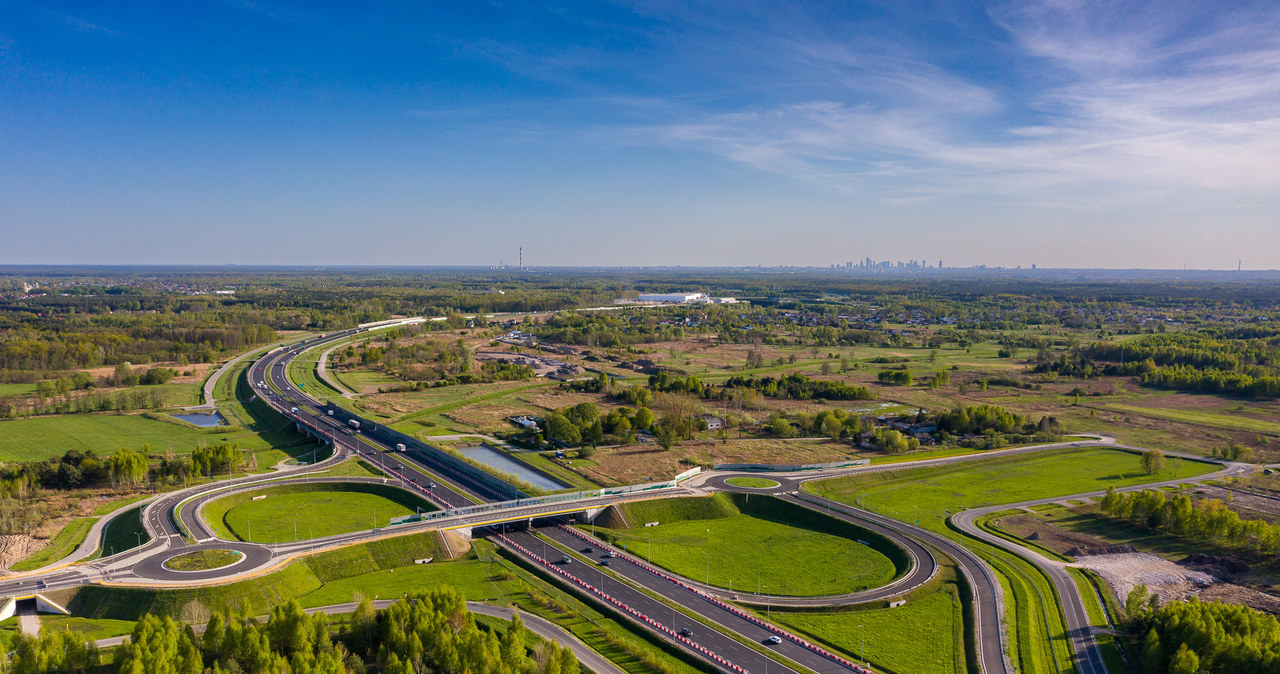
<box><xmin>348</xmin><ymin>419</ymin><xmax>360</xmax><ymax>430</ymax></box>
<box><xmin>395</xmin><ymin>443</ymin><xmax>406</xmax><ymax>452</ymax></box>
<box><xmin>290</xmin><ymin>407</ymin><xmax>298</xmax><ymax>414</ymax></box>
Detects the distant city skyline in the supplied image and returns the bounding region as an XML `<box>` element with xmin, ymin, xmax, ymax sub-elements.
<box><xmin>2</xmin><ymin>2</ymin><xmax>1278</xmax><ymax>268</ymax></box>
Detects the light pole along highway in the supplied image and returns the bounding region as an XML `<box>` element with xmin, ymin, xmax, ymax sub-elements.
<box><xmin>5</xmin><ymin>321</ymin><xmax>1238</xmax><ymax>674</ymax></box>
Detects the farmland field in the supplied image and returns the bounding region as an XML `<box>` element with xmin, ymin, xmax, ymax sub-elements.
<box><xmin>0</xmin><ymin>413</ymin><xmax>279</xmax><ymax>462</ymax></box>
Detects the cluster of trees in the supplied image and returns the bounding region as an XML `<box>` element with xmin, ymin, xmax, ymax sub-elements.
<box><xmin>876</xmin><ymin>370</ymin><xmax>913</xmax><ymax>386</ymax></box>
<box><xmin>341</xmin><ymin>335</ymin><xmax>476</xmax><ymax>382</ymax></box>
<box><xmin>1138</xmin><ymin>364</ymin><xmax>1280</xmax><ymax>398</ymax></box>
<box><xmin>933</xmin><ymin>405</ymin><xmax>1038</xmax><ymax>436</ymax></box>
<box><xmin>764</xmin><ymin>408</ymin><xmax>873</xmax><ymax>441</ymax></box>
<box><xmin>870</xmin><ymin>428</ymin><xmax>919</xmax><ymax>454</ymax></box>
<box><xmin>0</xmin><ymin>386</ymin><xmax>172</xmax><ymax>419</ymax></box>
<box><xmin>190</xmin><ymin>442</ymin><xmax>243</xmax><ymax>478</ymax></box>
<box><xmin>1125</xmin><ymin>588</ymin><xmax>1280</xmax><ymax>673</ymax></box>
<box><xmin>0</xmin><ymin>322</ymin><xmax>276</xmax><ymax>378</ymax></box>
<box><xmin>543</xmin><ymin>402</ymin><xmax>605</xmax><ymax>448</ymax></box>
<box><xmin>721</xmin><ymin>373</ymin><xmax>875</xmax><ymax>401</ymax></box>
<box><xmin>1032</xmin><ymin>330</ymin><xmax>1280</xmax><ymax>397</ymax></box>
<box><xmin>1100</xmin><ymin>486</ymin><xmax>1280</xmax><ymax>554</ymax></box>
<box><xmin>341</xmin><ymin>335</ymin><xmax>536</xmax><ymax>387</ymax></box>
<box><xmin>8</xmin><ymin>588</ymin><xmax>578</xmax><ymax>674</ymax></box>
<box><xmin>543</xmin><ymin>402</ymin><xmax>662</xmax><ymax>449</ymax></box>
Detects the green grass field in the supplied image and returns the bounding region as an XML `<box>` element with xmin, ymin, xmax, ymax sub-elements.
<box><xmin>164</xmin><ymin>549</ymin><xmax>244</xmax><ymax>571</ymax></box>
<box><xmin>287</xmin><ymin>354</ymin><xmax>345</xmax><ymax>400</ymax></box>
<box><xmin>0</xmin><ymin>382</ymin><xmax>36</xmax><ymax>397</ymax></box>
<box><xmin>808</xmin><ymin>447</ymin><xmax>1218</xmax><ymax>526</ymax></box>
<box><xmin>724</xmin><ymin>477</ymin><xmax>779</xmax><ymax>488</ymax></box>
<box><xmin>775</xmin><ymin>588</ymin><xmax>965</xmax><ymax>674</ymax></box>
<box><xmin>1091</xmin><ymin>402</ymin><xmax>1280</xmax><ymax>435</ymax></box>
<box><xmin>0</xmin><ymin>412</ymin><xmax>284</xmax><ymax>462</ymax></box>
<box><xmin>602</xmin><ymin>514</ymin><xmax>896</xmax><ymax>595</ymax></box>
<box><xmin>599</xmin><ymin>494</ymin><xmax>903</xmax><ymax>596</ymax></box>
<box><xmin>208</xmin><ymin>482</ymin><xmax>434</xmax><ymax>543</ymax></box>
<box><xmin>807</xmin><ymin>447</ymin><xmax>1217</xmax><ymax>674</ymax></box>
<box><xmin>10</xmin><ymin>517</ymin><xmax>96</xmax><ymax>571</ymax></box>
<box><xmin>334</xmin><ymin>367</ymin><xmax>403</xmax><ymax>393</ymax></box>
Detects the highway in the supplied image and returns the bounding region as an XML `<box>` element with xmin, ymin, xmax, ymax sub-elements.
<box><xmin>950</xmin><ymin>460</ymin><xmax>1249</xmax><ymax>674</ymax></box>
<box><xmin>0</xmin><ymin>324</ymin><xmax>1243</xmax><ymax>674</ymax></box>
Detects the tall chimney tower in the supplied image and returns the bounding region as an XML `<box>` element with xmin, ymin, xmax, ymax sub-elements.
<box><xmin>519</xmin><ymin>247</ymin><xmax>523</xmax><ymax>272</ymax></box>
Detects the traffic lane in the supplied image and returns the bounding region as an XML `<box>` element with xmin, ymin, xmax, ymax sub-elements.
<box><xmin>132</xmin><ymin>542</ymin><xmax>273</xmax><ymax>582</ymax></box>
<box><xmin>500</xmin><ymin>529</ymin><xmax>805</xmax><ymax>674</ymax></box>
<box><xmin>952</xmin><ymin>508</ymin><xmax>1107</xmax><ymax>674</ymax></box>
<box><xmin>792</xmin><ymin>493</ymin><xmax>1010</xmax><ymax>674</ymax></box>
<box><xmin>641</xmin><ymin>489</ymin><xmax>938</xmax><ymax>607</ymax></box>
<box><xmin>536</xmin><ymin>525</ymin><xmax>855</xmax><ymax>674</ymax></box>
<box><xmin>176</xmin><ymin>475</ymin><xmax>427</xmax><ymax>544</ymax></box>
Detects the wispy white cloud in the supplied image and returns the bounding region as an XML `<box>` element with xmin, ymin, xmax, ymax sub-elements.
<box><xmin>628</xmin><ymin>1</ymin><xmax>1280</xmax><ymax>205</ymax></box>
<box><xmin>63</xmin><ymin>15</ymin><xmax>120</xmax><ymax>36</ymax></box>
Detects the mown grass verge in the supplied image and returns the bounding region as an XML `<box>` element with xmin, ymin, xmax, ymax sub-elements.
<box><xmin>11</xmin><ymin>518</ymin><xmax>96</xmax><ymax>571</ymax></box>
<box><xmin>202</xmin><ymin>481</ymin><xmax>435</xmax><ymax>543</ymax></box>
<box><xmin>96</xmin><ymin>505</ymin><xmax>147</xmax><ymax>559</ymax></box>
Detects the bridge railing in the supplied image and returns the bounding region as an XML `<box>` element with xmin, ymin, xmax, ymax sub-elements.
<box><xmin>414</xmin><ymin>468</ymin><xmax>700</xmax><ymax>523</ymax></box>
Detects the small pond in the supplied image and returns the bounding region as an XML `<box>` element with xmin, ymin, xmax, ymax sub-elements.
<box><xmin>457</xmin><ymin>445</ymin><xmax>565</xmax><ymax>492</ymax></box>
<box><xmin>173</xmin><ymin>412</ymin><xmax>228</xmax><ymax>427</ymax></box>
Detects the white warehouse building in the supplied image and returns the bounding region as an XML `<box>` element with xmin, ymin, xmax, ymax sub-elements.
<box><xmin>638</xmin><ymin>292</ymin><xmax>708</xmax><ymax>303</ymax></box>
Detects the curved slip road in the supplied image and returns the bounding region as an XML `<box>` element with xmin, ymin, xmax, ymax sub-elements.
<box><xmin>950</xmin><ymin>459</ymin><xmax>1249</xmax><ymax>674</ymax></box>
<box><xmin>7</xmin><ymin>324</ymin><xmax>1237</xmax><ymax>674</ymax></box>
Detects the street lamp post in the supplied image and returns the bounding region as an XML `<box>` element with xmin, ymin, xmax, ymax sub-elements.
<box><xmin>703</xmin><ymin>552</ymin><xmax>710</xmax><ymax>585</ymax></box>
<box><xmin>858</xmin><ymin>623</ymin><xmax>865</xmax><ymax>665</ymax></box>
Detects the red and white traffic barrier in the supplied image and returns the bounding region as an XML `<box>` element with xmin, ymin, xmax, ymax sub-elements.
<box><xmin>559</xmin><ymin>525</ymin><xmax>874</xmax><ymax>673</ymax></box>
<box><xmin>495</xmin><ymin>534</ymin><xmax>749</xmax><ymax>674</ymax></box>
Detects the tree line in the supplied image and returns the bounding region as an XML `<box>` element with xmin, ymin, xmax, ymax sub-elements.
<box><xmin>1099</xmin><ymin>485</ymin><xmax>1280</xmax><ymax>554</ymax></box>
<box><xmin>1125</xmin><ymin>588</ymin><xmax>1280</xmax><ymax>673</ymax></box>
<box><xmin>7</xmin><ymin>587</ymin><xmax>578</xmax><ymax>674</ymax></box>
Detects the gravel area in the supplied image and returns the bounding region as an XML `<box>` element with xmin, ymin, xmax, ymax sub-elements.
<box><xmin>1073</xmin><ymin>552</ymin><xmax>1215</xmax><ymax>604</ymax></box>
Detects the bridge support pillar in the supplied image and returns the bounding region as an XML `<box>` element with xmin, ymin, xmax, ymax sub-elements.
<box><xmin>583</xmin><ymin>508</ymin><xmax>605</xmax><ymax>522</ymax></box>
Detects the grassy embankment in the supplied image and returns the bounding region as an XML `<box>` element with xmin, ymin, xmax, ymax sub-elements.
<box><xmin>593</xmin><ymin>493</ymin><xmax>905</xmax><ymax>597</ymax></box>
<box><xmin>10</xmin><ymin>518</ymin><xmax>96</xmax><ymax>571</ymax></box>
<box><xmin>203</xmin><ymin>481</ymin><xmax>435</xmax><ymax>544</ymax></box>
<box><xmin>806</xmin><ymin>447</ymin><xmax>1218</xmax><ymax>674</ymax></box>
<box><xmin>774</xmin><ymin>587</ymin><xmax>965</xmax><ymax>674</ymax></box>
<box><xmin>96</xmin><ymin>505</ymin><xmax>148</xmax><ymax>558</ymax></box>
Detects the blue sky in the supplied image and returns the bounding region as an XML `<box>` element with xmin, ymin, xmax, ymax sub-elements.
<box><xmin>2</xmin><ymin>1</ymin><xmax>1278</xmax><ymax>268</ymax></box>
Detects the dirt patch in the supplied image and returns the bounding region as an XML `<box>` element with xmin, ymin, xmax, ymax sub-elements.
<box><xmin>1197</xmin><ymin>582</ymin><xmax>1280</xmax><ymax>615</ymax></box>
<box><xmin>1074</xmin><ymin>552</ymin><xmax>1215</xmax><ymax>605</ymax></box>
<box><xmin>0</xmin><ymin>535</ymin><xmax>45</xmax><ymax>573</ymax></box>
<box><xmin>576</xmin><ymin>438</ymin><xmax>854</xmax><ymax>485</ymax></box>
<box><xmin>992</xmin><ymin>514</ymin><xmax>1109</xmax><ymax>556</ymax></box>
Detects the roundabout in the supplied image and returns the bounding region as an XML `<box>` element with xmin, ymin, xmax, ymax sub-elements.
<box><xmin>161</xmin><ymin>548</ymin><xmax>246</xmax><ymax>573</ymax></box>
<box><xmin>134</xmin><ymin>542</ymin><xmax>272</xmax><ymax>582</ymax></box>
<box><xmin>723</xmin><ymin>476</ymin><xmax>780</xmax><ymax>489</ymax></box>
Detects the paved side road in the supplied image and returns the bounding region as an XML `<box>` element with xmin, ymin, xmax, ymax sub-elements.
<box><xmin>950</xmin><ymin>460</ymin><xmax>1249</xmax><ymax>674</ymax></box>
<box><xmin>787</xmin><ymin>493</ymin><xmax>1012</xmax><ymax>674</ymax></box>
